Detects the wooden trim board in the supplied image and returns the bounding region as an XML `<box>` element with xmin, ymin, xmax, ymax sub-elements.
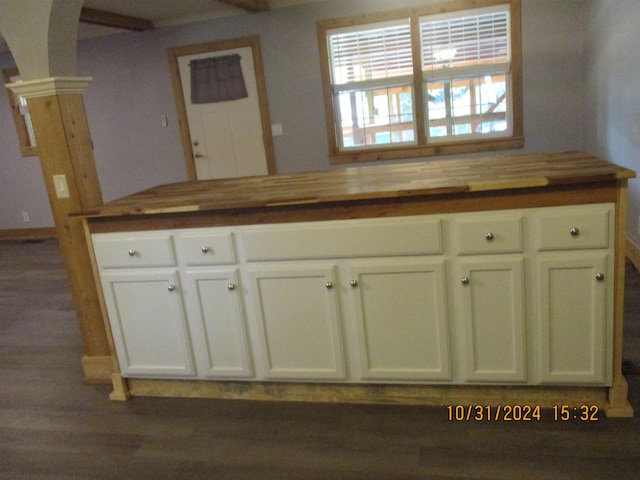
<box><xmin>0</xmin><ymin>227</ymin><xmax>57</xmax><ymax>241</ymax></box>
<box><xmin>126</xmin><ymin>378</ymin><xmax>616</xmax><ymax>415</ymax></box>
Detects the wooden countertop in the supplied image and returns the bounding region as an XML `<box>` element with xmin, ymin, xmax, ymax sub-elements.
<box><xmin>80</xmin><ymin>151</ymin><xmax>636</xmax><ymax>218</ymax></box>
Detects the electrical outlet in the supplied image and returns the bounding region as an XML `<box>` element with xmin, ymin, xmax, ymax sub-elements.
<box><xmin>52</xmin><ymin>174</ymin><xmax>70</xmax><ymax>199</ymax></box>
<box><xmin>22</xmin><ymin>211</ymin><xmax>30</xmax><ymax>223</ymax></box>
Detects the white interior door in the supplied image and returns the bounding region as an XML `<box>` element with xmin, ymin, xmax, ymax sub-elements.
<box><xmin>178</xmin><ymin>47</ymin><xmax>269</xmax><ymax>180</ymax></box>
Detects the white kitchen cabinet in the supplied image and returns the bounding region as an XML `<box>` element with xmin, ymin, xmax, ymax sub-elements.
<box><xmin>93</xmin><ymin>232</ymin><xmax>196</xmax><ymax>378</ymax></box>
<box><xmin>91</xmin><ymin>204</ymin><xmax>615</xmax><ymax>387</ymax></box>
<box><xmin>536</xmin><ymin>254</ymin><xmax>610</xmax><ymax>384</ymax></box>
<box><xmin>533</xmin><ymin>204</ymin><xmax>614</xmax><ymax>385</ymax></box>
<box><xmin>456</xmin><ymin>257</ymin><xmax>526</xmax><ymax>383</ymax></box>
<box><xmin>348</xmin><ymin>258</ymin><xmax>451</xmax><ymax>381</ymax></box>
<box><xmin>247</xmin><ymin>263</ymin><xmax>346</xmax><ymax>380</ymax></box>
<box><xmin>100</xmin><ymin>270</ymin><xmax>195</xmax><ymax>378</ymax></box>
<box><xmin>182</xmin><ymin>268</ymin><xmax>253</xmax><ymax>378</ymax></box>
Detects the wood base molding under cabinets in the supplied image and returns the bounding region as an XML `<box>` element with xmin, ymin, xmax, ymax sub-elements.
<box><xmin>0</xmin><ymin>227</ymin><xmax>56</xmax><ymax>241</ymax></box>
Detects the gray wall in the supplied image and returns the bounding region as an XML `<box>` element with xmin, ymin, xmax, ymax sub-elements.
<box><xmin>583</xmin><ymin>0</ymin><xmax>640</xmax><ymax>244</ymax></box>
<box><xmin>1</xmin><ymin>0</ymin><xmax>588</xmax><ymax>230</ymax></box>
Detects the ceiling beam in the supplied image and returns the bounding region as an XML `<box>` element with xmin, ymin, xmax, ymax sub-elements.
<box><xmin>79</xmin><ymin>7</ymin><xmax>154</xmax><ymax>32</ymax></box>
<box><xmin>218</xmin><ymin>0</ymin><xmax>270</xmax><ymax>13</ymax></box>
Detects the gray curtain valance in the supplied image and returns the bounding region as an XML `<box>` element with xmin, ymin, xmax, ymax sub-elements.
<box><xmin>190</xmin><ymin>54</ymin><xmax>248</xmax><ymax>104</ymax></box>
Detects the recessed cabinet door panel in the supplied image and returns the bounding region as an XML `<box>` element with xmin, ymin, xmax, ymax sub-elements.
<box><xmin>458</xmin><ymin>258</ymin><xmax>526</xmax><ymax>383</ymax></box>
<box><xmin>101</xmin><ymin>271</ymin><xmax>195</xmax><ymax>378</ymax></box>
<box><xmin>349</xmin><ymin>258</ymin><xmax>451</xmax><ymax>381</ymax></box>
<box><xmin>248</xmin><ymin>264</ymin><xmax>345</xmax><ymax>380</ymax></box>
<box><xmin>183</xmin><ymin>269</ymin><xmax>253</xmax><ymax>378</ymax></box>
<box><xmin>537</xmin><ymin>254</ymin><xmax>609</xmax><ymax>384</ymax></box>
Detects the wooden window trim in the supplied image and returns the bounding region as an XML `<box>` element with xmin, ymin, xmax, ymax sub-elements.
<box><xmin>3</xmin><ymin>68</ymin><xmax>38</xmax><ymax>157</ymax></box>
<box><xmin>317</xmin><ymin>0</ymin><xmax>523</xmax><ymax>165</ymax></box>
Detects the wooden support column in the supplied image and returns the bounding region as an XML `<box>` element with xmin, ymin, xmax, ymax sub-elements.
<box><xmin>7</xmin><ymin>78</ymin><xmax>114</xmax><ymax>383</ymax></box>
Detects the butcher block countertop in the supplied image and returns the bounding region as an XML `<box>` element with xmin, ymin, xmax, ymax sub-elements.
<box><xmin>80</xmin><ymin>151</ymin><xmax>636</xmax><ymax>219</ymax></box>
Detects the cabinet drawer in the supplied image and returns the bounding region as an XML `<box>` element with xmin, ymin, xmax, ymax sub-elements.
<box><xmin>93</xmin><ymin>234</ymin><xmax>175</xmax><ymax>268</ymax></box>
<box><xmin>536</xmin><ymin>205</ymin><xmax>611</xmax><ymax>251</ymax></box>
<box><xmin>454</xmin><ymin>215</ymin><xmax>523</xmax><ymax>255</ymax></box>
<box><xmin>240</xmin><ymin>216</ymin><xmax>442</xmax><ymax>261</ymax></box>
<box><xmin>175</xmin><ymin>232</ymin><xmax>236</xmax><ymax>265</ymax></box>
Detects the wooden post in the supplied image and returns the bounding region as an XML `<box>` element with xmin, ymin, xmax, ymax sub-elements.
<box><xmin>608</xmin><ymin>179</ymin><xmax>634</xmax><ymax>416</ymax></box>
<box><xmin>7</xmin><ymin>78</ymin><xmax>114</xmax><ymax>383</ymax></box>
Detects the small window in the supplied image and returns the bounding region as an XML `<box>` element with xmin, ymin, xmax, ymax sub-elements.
<box><xmin>3</xmin><ymin>68</ymin><xmax>38</xmax><ymax>157</ymax></box>
<box><xmin>328</xmin><ymin>19</ymin><xmax>415</xmax><ymax>150</ymax></box>
<box><xmin>318</xmin><ymin>0</ymin><xmax>522</xmax><ymax>164</ymax></box>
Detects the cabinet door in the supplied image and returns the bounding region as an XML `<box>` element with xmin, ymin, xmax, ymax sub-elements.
<box><xmin>183</xmin><ymin>269</ymin><xmax>253</xmax><ymax>378</ymax></box>
<box><xmin>457</xmin><ymin>258</ymin><xmax>526</xmax><ymax>383</ymax></box>
<box><xmin>536</xmin><ymin>254</ymin><xmax>609</xmax><ymax>384</ymax></box>
<box><xmin>349</xmin><ymin>258</ymin><xmax>451</xmax><ymax>381</ymax></box>
<box><xmin>100</xmin><ymin>270</ymin><xmax>195</xmax><ymax>377</ymax></box>
<box><xmin>248</xmin><ymin>264</ymin><xmax>345</xmax><ymax>380</ymax></box>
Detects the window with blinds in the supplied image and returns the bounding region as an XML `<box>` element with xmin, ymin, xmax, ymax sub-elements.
<box><xmin>327</xmin><ymin>20</ymin><xmax>415</xmax><ymax>149</ymax></box>
<box><xmin>421</xmin><ymin>6</ymin><xmax>512</xmax><ymax>141</ymax></box>
<box><xmin>318</xmin><ymin>0</ymin><xmax>522</xmax><ymax>163</ymax></box>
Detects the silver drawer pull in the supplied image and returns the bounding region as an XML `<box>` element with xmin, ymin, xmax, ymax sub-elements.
<box><xmin>485</xmin><ymin>232</ymin><xmax>494</xmax><ymax>241</ymax></box>
<box><xmin>350</xmin><ymin>280</ymin><xmax>358</xmax><ymax>288</ymax></box>
<box><xmin>461</xmin><ymin>277</ymin><xmax>470</xmax><ymax>285</ymax></box>
<box><xmin>570</xmin><ymin>228</ymin><xmax>580</xmax><ymax>237</ymax></box>
<box><xmin>201</xmin><ymin>246</ymin><xmax>210</xmax><ymax>254</ymax></box>
<box><xmin>595</xmin><ymin>273</ymin><xmax>605</xmax><ymax>281</ymax></box>
<box><xmin>128</xmin><ymin>249</ymin><xmax>137</xmax><ymax>257</ymax></box>
<box><xmin>167</xmin><ymin>284</ymin><xmax>176</xmax><ymax>292</ymax></box>
<box><xmin>227</xmin><ymin>283</ymin><xmax>236</xmax><ymax>291</ymax></box>
<box><xmin>325</xmin><ymin>282</ymin><xmax>333</xmax><ymax>290</ymax></box>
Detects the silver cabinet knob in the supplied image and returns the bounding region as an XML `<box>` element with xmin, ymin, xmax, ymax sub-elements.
<box><xmin>128</xmin><ymin>249</ymin><xmax>137</xmax><ymax>257</ymax></box>
<box><xmin>485</xmin><ymin>232</ymin><xmax>494</xmax><ymax>241</ymax></box>
<box><xmin>570</xmin><ymin>228</ymin><xmax>580</xmax><ymax>237</ymax></box>
<box><xmin>325</xmin><ymin>282</ymin><xmax>333</xmax><ymax>289</ymax></box>
<box><xmin>227</xmin><ymin>283</ymin><xmax>236</xmax><ymax>291</ymax></box>
<box><xmin>461</xmin><ymin>277</ymin><xmax>470</xmax><ymax>285</ymax></box>
<box><xmin>167</xmin><ymin>284</ymin><xmax>176</xmax><ymax>292</ymax></box>
<box><xmin>192</xmin><ymin>140</ymin><xmax>199</xmax><ymax>146</ymax></box>
<box><xmin>350</xmin><ymin>280</ymin><xmax>358</xmax><ymax>288</ymax></box>
<box><xmin>201</xmin><ymin>246</ymin><xmax>210</xmax><ymax>254</ymax></box>
<box><xmin>194</xmin><ymin>151</ymin><xmax>203</xmax><ymax>158</ymax></box>
<box><xmin>596</xmin><ymin>273</ymin><xmax>605</xmax><ymax>281</ymax></box>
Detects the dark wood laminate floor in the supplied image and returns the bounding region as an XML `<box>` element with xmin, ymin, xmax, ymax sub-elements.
<box><xmin>1</xmin><ymin>239</ymin><xmax>639</xmax><ymax>480</ymax></box>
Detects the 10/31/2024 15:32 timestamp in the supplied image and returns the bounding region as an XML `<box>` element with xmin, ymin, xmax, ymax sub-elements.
<box><xmin>446</xmin><ymin>405</ymin><xmax>600</xmax><ymax>422</ymax></box>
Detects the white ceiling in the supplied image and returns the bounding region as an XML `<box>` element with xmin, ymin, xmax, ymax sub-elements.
<box><xmin>0</xmin><ymin>0</ymin><xmax>324</xmax><ymax>53</ymax></box>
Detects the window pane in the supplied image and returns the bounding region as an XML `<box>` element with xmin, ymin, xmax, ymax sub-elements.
<box><xmin>426</xmin><ymin>74</ymin><xmax>508</xmax><ymax>139</ymax></box>
<box><xmin>421</xmin><ymin>7</ymin><xmax>509</xmax><ymax>71</ymax></box>
<box><xmin>336</xmin><ymin>85</ymin><xmax>414</xmax><ymax>148</ymax></box>
<box><xmin>329</xmin><ymin>20</ymin><xmax>412</xmax><ymax>85</ymax></box>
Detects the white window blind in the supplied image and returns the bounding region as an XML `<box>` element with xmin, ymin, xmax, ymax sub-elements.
<box><xmin>328</xmin><ymin>19</ymin><xmax>412</xmax><ymax>85</ymax></box>
<box><xmin>421</xmin><ymin>7</ymin><xmax>510</xmax><ymax>73</ymax></box>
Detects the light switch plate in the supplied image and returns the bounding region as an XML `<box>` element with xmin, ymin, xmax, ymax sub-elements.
<box><xmin>271</xmin><ymin>123</ymin><xmax>283</xmax><ymax>136</ymax></box>
<box><xmin>53</xmin><ymin>174</ymin><xmax>70</xmax><ymax>199</ymax></box>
